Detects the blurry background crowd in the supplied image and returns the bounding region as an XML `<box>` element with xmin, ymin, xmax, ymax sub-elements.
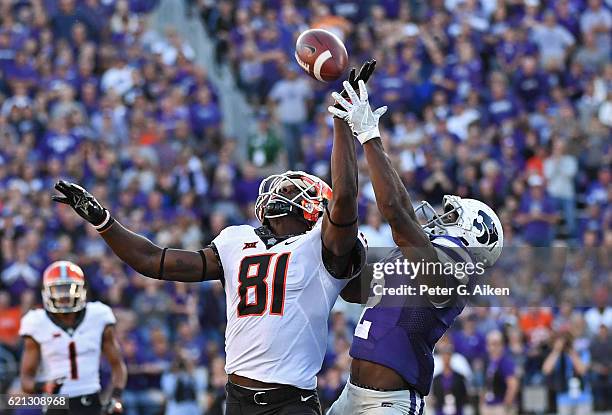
<box><xmin>0</xmin><ymin>0</ymin><xmax>610</xmax><ymax>414</ymax></box>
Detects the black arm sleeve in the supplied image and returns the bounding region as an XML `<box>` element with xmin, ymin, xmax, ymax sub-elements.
<box><xmin>322</xmin><ymin>237</ymin><xmax>367</xmax><ymax>280</ymax></box>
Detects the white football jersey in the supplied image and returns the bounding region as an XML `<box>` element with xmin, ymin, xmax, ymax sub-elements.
<box><xmin>213</xmin><ymin>221</ymin><xmax>359</xmax><ymax>389</ymax></box>
<box><xmin>19</xmin><ymin>301</ymin><xmax>116</xmax><ymax>397</ymax></box>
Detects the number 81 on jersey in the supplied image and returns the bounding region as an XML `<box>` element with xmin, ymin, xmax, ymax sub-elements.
<box><xmin>237</xmin><ymin>253</ymin><xmax>291</xmax><ymax>317</ymax></box>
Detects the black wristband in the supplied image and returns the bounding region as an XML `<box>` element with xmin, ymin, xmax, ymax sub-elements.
<box><xmin>325</xmin><ymin>205</ymin><xmax>358</xmax><ymax>228</ymax></box>
<box><xmin>93</xmin><ymin>210</ymin><xmax>115</xmax><ymax>233</ymax></box>
<box><xmin>158</xmin><ymin>248</ymin><xmax>168</xmax><ymax>280</ymax></box>
<box><xmin>111</xmin><ymin>387</ymin><xmax>123</xmax><ymax>399</ymax></box>
<box><xmin>198</xmin><ymin>249</ymin><xmax>207</xmax><ymax>281</ymax></box>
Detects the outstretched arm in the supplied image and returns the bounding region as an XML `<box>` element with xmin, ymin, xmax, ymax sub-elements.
<box><xmin>98</xmin><ymin>221</ymin><xmax>220</xmax><ymax>282</ymax></box>
<box><xmin>330</xmin><ymin>81</ymin><xmax>435</xmax><ymax>261</ymax></box>
<box><xmin>321</xmin><ymin>116</ymin><xmax>359</xmax><ymax>255</ymax></box>
<box><xmin>362</xmin><ymin>138</ymin><xmax>436</xmax><ymax>261</ymax></box>
<box><xmin>331</xmin><ymin>81</ymin><xmax>453</xmax><ymax>305</ymax></box>
<box><xmin>52</xmin><ymin>181</ymin><xmax>221</xmax><ymax>282</ymax></box>
<box><xmin>321</xmin><ymin>61</ymin><xmax>376</xmax><ymax>277</ymax></box>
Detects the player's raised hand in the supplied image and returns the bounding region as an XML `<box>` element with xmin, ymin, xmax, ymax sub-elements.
<box><xmin>335</xmin><ymin>59</ymin><xmax>377</xmax><ymax>109</ymax></box>
<box><xmin>52</xmin><ymin>180</ymin><xmax>114</xmax><ymax>231</ymax></box>
<box><xmin>329</xmin><ymin>80</ymin><xmax>387</xmax><ymax>144</ymax></box>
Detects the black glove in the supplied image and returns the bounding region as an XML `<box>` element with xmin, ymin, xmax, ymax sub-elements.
<box><xmin>52</xmin><ymin>180</ymin><xmax>114</xmax><ymax>231</ymax></box>
<box><xmin>334</xmin><ymin>59</ymin><xmax>377</xmax><ymax>110</ymax></box>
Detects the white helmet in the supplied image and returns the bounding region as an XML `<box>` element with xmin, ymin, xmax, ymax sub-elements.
<box><xmin>415</xmin><ymin>195</ymin><xmax>503</xmax><ymax>268</ymax></box>
<box><xmin>42</xmin><ymin>261</ymin><xmax>87</xmax><ymax>313</ymax></box>
<box><xmin>254</xmin><ymin>170</ymin><xmax>332</xmax><ymax>226</ymax></box>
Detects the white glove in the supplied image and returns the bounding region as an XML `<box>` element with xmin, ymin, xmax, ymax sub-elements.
<box><xmin>328</xmin><ymin>80</ymin><xmax>387</xmax><ymax>144</ymax></box>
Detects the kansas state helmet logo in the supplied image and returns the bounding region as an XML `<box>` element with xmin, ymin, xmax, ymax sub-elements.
<box><xmin>473</xmin><ymin>210</ymin><xmax>499</xmax><ymax>248</ymax></box>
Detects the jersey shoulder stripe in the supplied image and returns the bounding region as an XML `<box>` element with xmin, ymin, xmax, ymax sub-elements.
<box><xmin>431</xmin><ymin>235</ymin><xmax>472</xmax><ymax>264</ymax></box>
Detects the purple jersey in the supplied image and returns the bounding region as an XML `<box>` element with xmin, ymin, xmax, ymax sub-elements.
<box><xmin>350</xmin><ymin>235</ymin><xmax>471</xmax><ymax>396</ymax></box>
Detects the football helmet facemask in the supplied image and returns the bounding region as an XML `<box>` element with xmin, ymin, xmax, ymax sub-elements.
<box><xmin>42</xmin><ymin>261</ymin><xmax>87</xmax><ymax>314</ymax></box>
<box><xmin>255</xmin><ymin>171</ymin><xmax>332</xmax><ymax>226</ymax></box>
<box><xmin>415</xmin><ymin>195</ymin><xmax>504</xmax><ymax>268</ymax></box>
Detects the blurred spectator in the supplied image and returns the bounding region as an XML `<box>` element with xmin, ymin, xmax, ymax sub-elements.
<box><xmin>589</xmin><ymin>324</ymin><xmax>612</xmax><ymax>411</ymax></box>
<box><xmin>584</xmin><ymin>289</ymin><xmax>612</xmax><ymax>334</ymax></box>
<box><xmin>139</xmin><ymin>328</ymin><xmax>172</xmax><ymax>414</ymax></box>
<box><xmin>543</xmin><ymin>139</ymin><xmax>578</xmax><ymax>241</ymax></box>
<box><xmin>480</xmin><ymin>330</ymin><xmax>519</xmax><ymax>415</ymax></box>
<box><xmin>422</xmin><ymin>158</ymin><xmax>454</xmax><ymax>205</ymax></box>
<box><xmin>531</xmin><ymin>10</ymin><xmax>575</xmax><ymax>70</ymax></box>
<box><xmin>542</xmin><ymin>330</ymin><xmax>592</xmax><ymax>415</ymax></box>
<box><xmin>580</xmin><ymin>0</ymin><xmax>612</xmax><ymax>54</ymax></box>
<box><xmin>122</xmin><ymin>336</ymin><xmax>157</xmax><ymax>415</ymax></box>
<box><xmin>161</xmin><ymin>352</ymin><xmax>207</xmax><ymax>415</ymax></box>
<box><xmin>359</xmin><ymin>206</ymin><xmax>394</xmax><ymax>249</ymax></box>
<box><xmin>268</xmin><ymin>65</ymin><xmax>313</xmax><ymax>169</ymax></box>
<box><xmin>574</xmin><ymin>31</ymin><xmax>609</xmax><ymax>72</ymax></box>
<box><xmin>452</xmin><ymin>313</ymin><xmax>486</xmax><ymax>364</ymax></box>
<box><xmin>132</xmin><ymin>279</ymin><xmax>174</xmax><ymax>332</ymax></box>
<box><xmin>206</xmin><ymin>356</ymin><xmax>227</xmax><ymax>415</ymax></box>
<box><xmin>431</xmin><ymin>343</ymin><xmax>469</xmax><ymax>415</ymax></box>
<box><xmin>0</xmin><ymin>291</ymin><xmax>20</xmax><ymax>349</ymax></box>
<box><xmin>520</xmin><ymin>307</ymin><xmax>554</xmax><ymax>342</ymax></box>
<box><xmin>101</xmin><ymin>54</ymin><xmax>135</xmax><ymax>97</ymax></box>
<box><xmin>433</xmin><ymin>336</ymin><xmax>474</xmax><ymax>386</ymax></box>
<box><xmin>318</xmin><ymin>365</ymin><xmax>345</xmax><ymax>411</ymax></box>
<box><xmin>516</xmin><ymin>175</ymin><xmax>559</xmax><ymax>246</ymax></box>
<box><xmin>247</xmin><ymin>114</ymin><xmax>283</xmax><ymax>170</ymax></box>
<box><xmin>1</xmin><ymin>244</ymin><xmax>39</xmax><ymax>300</ymax></box>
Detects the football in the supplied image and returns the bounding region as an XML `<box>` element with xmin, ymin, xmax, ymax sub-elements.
<box><xmin>294</xmin><ymin>29</ymin><xmax>348</xmax><ymax>82</ymax></box>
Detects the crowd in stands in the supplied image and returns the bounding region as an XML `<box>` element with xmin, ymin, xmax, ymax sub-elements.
<box><xmin>0</xmin><ymin>0</ymin><xmax>611</xmax><ymax>414</ymax></box>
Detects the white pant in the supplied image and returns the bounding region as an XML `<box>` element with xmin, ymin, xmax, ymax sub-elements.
<box><xmin>327</xmin><ymin>381</ymin><xmax>425</xmax><ymax>415</ymax></box>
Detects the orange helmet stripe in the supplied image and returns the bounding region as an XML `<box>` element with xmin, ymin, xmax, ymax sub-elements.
<box><xmin>43</xmin><ymin>261</ymin><xmax>85</xmax><ymax>285</ymax></box>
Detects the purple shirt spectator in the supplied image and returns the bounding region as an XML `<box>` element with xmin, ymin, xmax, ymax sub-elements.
<box><xmin>484</xmin><ymin>353</ymin><xmax>516</xmax><ymax>405</ymax></box>
<box><xmin>519</xmin><ymin>178</ymin><xmax>557</xmax><ymax>246</ymax></box>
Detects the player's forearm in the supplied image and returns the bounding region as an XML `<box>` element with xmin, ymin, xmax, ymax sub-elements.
<box><xmin>20</xmin><ymin>375</ymin><xmax>37</xmax><ymax>394</ymax></box>
<box><xmin>340</xmin><ymin>266</ymin><xmax>372</xmax><ymax>304</ymax></box>
<box><xmin>99</xmin><ymin>220</ymin><xmax>162</xmax><ymax>279</ymax></box>
<box><xmin>329</xmin><ymin>117</ymin><xmax>358</xmax><ymax>220</ymax></box>
<box><xmin>102</xmin><ymin>325</ymin><xmax>127</xmax><ymax>396</ymax></box>
<box><xmin>322</xmin><ymin>118</ymin><xmax>360</xmax><ymax>256</ymax></box>
<box><xmin>109</xmin><ymin>359</ymin><xmax>128</xmax><ymax>391</ymax></box>
<box><xmin>363</xmin><ymin>138</ymin><xmax>416</xmax><ymax>223</ymax></box>
<box><xmin>101</xmin><ymin>220</ymin><xmax>216</xmax><ymax>282</ymax></box>
<box><xmin>20</xmin><ymin>338</ymin><xmax>43</xmax><ymax>394</ymax></box>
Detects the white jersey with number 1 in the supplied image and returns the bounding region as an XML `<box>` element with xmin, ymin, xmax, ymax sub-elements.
<box><xmin>19</xmin><ymin>301</ymin><xmax>116</xmax><ymax>397</ymax></box>
<box><xmin>212</xmin><ymin>220</ymin><xmax>361</xmax><ymax>390</ymax></box>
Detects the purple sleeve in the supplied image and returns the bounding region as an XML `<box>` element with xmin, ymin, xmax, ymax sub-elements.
<box><xmin>500</xmin><ymin>355</ymin><xmax>515</xmax><ymax>378</ymax></box>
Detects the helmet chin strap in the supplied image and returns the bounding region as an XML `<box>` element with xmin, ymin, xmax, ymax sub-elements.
<box><xmin>264</xmin><ymin>201</ymin><xmax>313</xmax><ymax>229</ymax></box>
